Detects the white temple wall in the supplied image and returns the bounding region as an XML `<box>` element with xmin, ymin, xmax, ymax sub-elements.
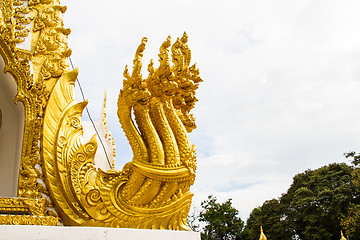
<box><xmin>0</xmin><ymin>55</ymin><xmax>25</xmax><ymax>197</ymax></box>
<box><xmin>0</xmin><ymin>225</ymin><xmax>201</xmax><ymax>240</ymax></box>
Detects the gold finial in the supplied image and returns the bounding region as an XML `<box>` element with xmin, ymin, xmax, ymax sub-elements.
<box><xmin>259</xmin><ymin>226</ymin><xmax>267</xmax><ymax>240</ymax></box>
<box><xmin>340</xmin><ymin>231</ymin><xmax>347</xmax><ymax>240</ymax></box>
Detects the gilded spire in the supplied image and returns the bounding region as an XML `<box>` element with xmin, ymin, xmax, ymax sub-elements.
<box><xmin>99</xmin><ymin>90</ymin><xmax>116</xmax><ymax>168</ymax></box>
<box><xmin>259</xmin><ymin>226</ymin><xmax>267</xmax><ymax>240</ymax></box>
<box><xmin>340</xmin><ymin>231</ymin><xmax>347</xmax><ymax>240</ymax></box>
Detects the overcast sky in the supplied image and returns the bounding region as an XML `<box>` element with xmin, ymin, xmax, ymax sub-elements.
<box><xmin>63</xmin><ymin>0</ymin><xmax>360</xmax><ymax>220</ymax></box>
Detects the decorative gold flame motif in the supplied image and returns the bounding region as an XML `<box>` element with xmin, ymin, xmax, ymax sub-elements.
<box><xmin>0</xmin><ymin>0</ymin><xmax>202</xmax><ymax>230</ymax></box>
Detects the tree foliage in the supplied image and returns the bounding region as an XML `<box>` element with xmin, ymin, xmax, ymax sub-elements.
<box><xmin>282</xmin><ymin>163</ymin><xmax>359</xmax><ymax>239</ymax></box>
<box><xmin>340</xmin><ymin>152</ymin><xmax>360</xmax><ymax>238</ymax></box>
<box><xmin>241</xmin><ymin>207</ymin><xmax>261</xmax><ymax>239</ymax></box>
<box><xmin>244</xmin><ymin>163</ymin><xmax>360</xmax><ymax>240</ymax></box>
<box><xmin>193</xmin><ymin>162</ymin><xmax>360</xmax><ymax>239</ymax></box>
<box><xmin>242</xmin><ymin>199</ymin><xmax>292</xmax><ymax>240</ymax></box>
<box><xmin>199</xmin><ymin>195</ymin><xmax>244</xmax><ymax>240</ymax></box>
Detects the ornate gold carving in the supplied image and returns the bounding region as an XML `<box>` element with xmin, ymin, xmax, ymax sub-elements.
<box><xmin>0</xmin><ymin>0</ymin><xmax>202</xmax><ymax>230</ymax></box>
<box><xmin>0</xmin><ymin>215</ymin><xmax>58</xmax><ymax>226</ymax></box>
<box><xmin>0</xmin><ymin>0</ymin><xmax>57</xmax><ymax>218</ymax></box>
<box><xmin>0</xmin><ymin>0</ymin><xmax>32</xmax><ymax>46</ymax></box>
<box><xmin>30</xmin><ymin>0</ymin><xmax>71</xmax><ymax>92</ymax></box>
<box><xmin>34</xmin><ymin>27</ymin><xmax>70</xmax><ymax>55</ymax></box>
<box><xmin>0</xmin><ymin>197</ymin><xmax>45</xmax><ymax>216</ymax></box>
<box><xmin>0</xmin><ymin>197</ymin><xmax>59</xmax><ymax>226</ymax></box>
<box><xmin>32</xmin><ymin>5</ymin><xmax>66</xmax><ymax>32</ymax></box>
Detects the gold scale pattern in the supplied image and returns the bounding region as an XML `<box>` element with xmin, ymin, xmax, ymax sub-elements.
<box><xmin>0</xmin><ymin>0</ymin><xmax>202</xmax><ymax>230</ymax></box>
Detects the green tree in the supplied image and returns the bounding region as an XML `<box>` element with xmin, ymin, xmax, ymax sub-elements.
<box><xmin>242</xmin><ymin>199</ymin><xmax>292</xmax><ymax>240</ymax></box>
<box><xmin>199</xmin><ymin>195</ymin><xmax>244</xmax><ymax>240</ymax></box>
<box><xmin>243</xmin><ymin>163</ymin><xmax>360</xmax><ymax>240</ymax></box>
<box><xmin>340</xmin><ymin>152</ymin><xmax>360</xmax><ymax>238</ymax></box>
<box><xmin>241</xmin><ymin>207</ymin><xmax>261</xmax><ymax>239</ymax></box>
<box><xmin>281</xmin><ymin>163</ymin><xmax>360</xmax><ymax>240</ymax></box>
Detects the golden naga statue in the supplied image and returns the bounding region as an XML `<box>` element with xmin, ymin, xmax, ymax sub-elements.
<box><xmin>0</xmin><ymin>0</ymin><xmax>202</xmax><ymax>230</ymax></box>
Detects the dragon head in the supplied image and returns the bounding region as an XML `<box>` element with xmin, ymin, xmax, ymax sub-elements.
<box><xmin>170</xmin><ymin>33</ymin><xmax>203</xmax><ymax>132</ymax></box>
<box><xmin>147</xmin><ymin>36</ymin><xmax>179</xmax><ymax>100</ymax></box>
<box><xmin>121</xmin><ymin>66</ymin><xmax>151</xmax><ymax>107</ymax></box>
<box><xmin>118</xmin><ymin>38</ymin><xmax>152</xmax><ymax>107</ymax></box>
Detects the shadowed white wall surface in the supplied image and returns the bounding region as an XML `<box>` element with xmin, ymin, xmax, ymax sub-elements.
<box><xmin>0</xmin><ymin>56</ymin><xmax>24</xmax><ymax>197</ymax></box>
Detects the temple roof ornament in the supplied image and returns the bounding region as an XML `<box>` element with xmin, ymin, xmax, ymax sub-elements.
<box><xmin>0</xmin><ymin>0</ymin><xmax>202</xmax><ymax>230</ymax></box>
<box><xmin>341</xmin><ymin>231</ymin><xmax>347</xmax><ymax>240</ymax></box>
<box><xmin>259</xmin><ymin>226</ymin><xmax>267</xmax><ymax>240</ymax></box>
